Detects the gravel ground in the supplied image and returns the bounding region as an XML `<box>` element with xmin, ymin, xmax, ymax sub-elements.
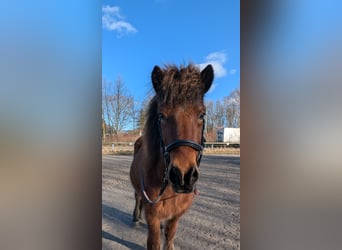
<box><xmin>102</xmin><ymin>154</ymin><xmax>240</xmax><ymax>250</ymax></box>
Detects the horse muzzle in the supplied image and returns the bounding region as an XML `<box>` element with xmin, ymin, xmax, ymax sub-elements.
<box><xmin>168</xmin><ymin>165</ymin><xmax>199</xmax><ymax>193</ymax></box>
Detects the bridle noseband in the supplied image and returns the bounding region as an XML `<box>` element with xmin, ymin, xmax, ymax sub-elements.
<box><xmin>141</xmin><ymin>113</ymin><xmax>205</xmax><ymax>204</ymax></box>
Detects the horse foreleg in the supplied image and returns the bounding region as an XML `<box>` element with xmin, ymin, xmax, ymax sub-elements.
<box><xmin>147</xmin><ymin>217</ymin><xmax>161</xmax><ymax>250</ymax></box>
<box><xmin>133</xmin><ymin>192</ymin><xmax>142</xmax><ymax>222</ymax></box>
<box><xmin>163</xmin><ymin>217</ymin><xmax>180</xmax><ymax>250</ymax></box>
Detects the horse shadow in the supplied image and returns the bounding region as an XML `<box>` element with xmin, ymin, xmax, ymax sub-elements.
<box><xmin>102</xmin><ymin>203</ymin><xmax>132</xmax><ymax>226</ymax></box>
<box><xmin>102</xmin><ymin>203</ymin><xmax>147</xmax><ymax>228</ymax></box>
<box><xmin>102</xmin><ymin>230</ymin><xmax>145</xmax><ymax>250</ymax></box>
<box><xmin>102</xmin><ymin>203</ymin><xmax>147</xmax><ymax>249</ymax></box>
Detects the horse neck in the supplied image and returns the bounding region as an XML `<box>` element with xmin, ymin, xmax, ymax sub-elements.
<box><xmin>143</xmin><ymin>97</ymin><xmax>168</xmax><ymax>179</ymax></box>
<box><xmin>143</xmin><ymin>133</ymin><xmax>165</xmax><ymax>180</ymax></box>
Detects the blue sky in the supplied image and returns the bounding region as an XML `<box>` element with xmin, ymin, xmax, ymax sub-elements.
<box><xmin>102</xmin><ymin>0</ymin><xmax>240</xmax><ymax>105</ymax></box>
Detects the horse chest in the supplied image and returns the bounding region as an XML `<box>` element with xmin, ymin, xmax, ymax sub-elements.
<box><xmin>156</xmin><ymin>193</ymin><xmax>194</xmax><ymax>219</ymax></box>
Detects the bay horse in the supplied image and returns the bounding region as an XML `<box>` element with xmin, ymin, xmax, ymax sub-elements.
<box><xmin>130</xmin><ymin>63</ymin><xmax>214</xmax><ymax>250</ymax></box>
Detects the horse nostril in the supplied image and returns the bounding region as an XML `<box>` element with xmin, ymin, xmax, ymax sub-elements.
<box><xmin>169</xmin><ymin>166</ymin><xmax>182</xmax><ymax>185</ymax></box>
<box><xmin>169</xmin><ymin>166</ymin><xmax>199</xmax><ymax>189</ymax></box>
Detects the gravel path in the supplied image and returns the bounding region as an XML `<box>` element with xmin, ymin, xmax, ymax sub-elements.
<box><xmin>102</xmin><ymin>154</ymin><xmax>240</xmax><ymax>250</ymax></box>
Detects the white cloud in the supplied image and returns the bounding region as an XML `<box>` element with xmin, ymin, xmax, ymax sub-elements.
<box><xmin>102</xmin><ymin>5</ymin><xmax>137</xmax><ymax>37</ymax></box>
<box><xmin>198</xmin><ymin>51</ymin><xmax>227</xmax><ymax>78</ymax></box>
<box><xmin>102</xmin><ymin>5</ymin><xmax>121</xmax><ymax>16</ymax></box>
<box><xmin>206</xmin><ymin>51</ymin><xmax>227</xmax><ymax>63</ymax></box>
<box><xmin>197</xmin><ymin>51</ymin><xmax>239</xmax><ymax>93</ymax></box>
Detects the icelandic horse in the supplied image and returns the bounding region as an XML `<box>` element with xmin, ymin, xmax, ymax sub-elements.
<box><xmin>130</xmin><ymin>63</ymin><xmax>214</xmax><ymax>249</ymax></box>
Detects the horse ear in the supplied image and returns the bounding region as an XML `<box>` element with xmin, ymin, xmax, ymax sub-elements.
<box><xmin>151</xmin><ymin>66</ymin><xmax>163</xmax><ymax>93</ymax></box>
<box><xmin>200</xmin><ymin>64</ymin><xmax>214</xmax><ymax>93</ymax></box>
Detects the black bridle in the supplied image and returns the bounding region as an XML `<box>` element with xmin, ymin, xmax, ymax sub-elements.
<box><xmin>141</xmin><ymin>113</ymin><xmax>205</xmax><ymax>204</ymax></box>
<box><xmin>158</xmin><ymin>113</ymin><xmax>205</xmax><ymax>167</ymax></box>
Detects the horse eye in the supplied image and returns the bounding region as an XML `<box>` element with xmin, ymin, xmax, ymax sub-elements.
<box><xmin>199</xmin><ymin>113</ymin><xmax>206</xmax><ymax>120</ymax></box>
<box><xmin>158</xmin><ymin>113</ymin><xmax>166</xmax><ymax>120</ymax></box>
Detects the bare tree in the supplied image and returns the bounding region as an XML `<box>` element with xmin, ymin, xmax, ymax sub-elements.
<box><xmin>111</xmin><ymin>76</ymin><xmax>134</xmax><ymax>134</ymax></box>
<box><xmin>204</xmin><ymin>88</ymin><xmax>240</xmax><ymax>141</ymax></box>
<box><xmin>205</xmin><ymin>100</ymin><xmax>215</xmax><ymax>132</ymax></box>
<box><xmin>102</xmin><ymin>76</ymin><xmax>134</xmax><ymax>136</ymax></box>
<box><xmin>102</xmin><ymin>78</ymin><xmax>113</xmax><ymax>141</ymax></box>
<box><xmin>214</xmin><ymin>100</ymin><xmax>225</xmax><ymax>128</ymax></box>
<box><xmin>137</xmin><ymin>94</ymin><xmax>153</xmax><ymax>132</ymax></box>
<box><xmin>206</xmin><ymin>100</ymin><xmax>225</xmax><ymax>130</ymax></box>
<box><xmin>224</xmin><ymin>88</ymin><xmax>240</xmax><ymax>128</ymax></box>
<box><xmin>130</xmin><ymin>99</ymin><xmax>145</xmax><ymax>132</ymax></box>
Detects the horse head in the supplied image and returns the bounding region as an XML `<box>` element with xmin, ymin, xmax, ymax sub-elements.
<box><xmin>151</xmin><ymin>64</ymin><xmax>214</xmax><ymax>193</ymax></box>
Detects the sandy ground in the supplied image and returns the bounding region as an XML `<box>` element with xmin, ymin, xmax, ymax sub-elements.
<box><xmin>102</xmin><ymin>154</ymin><xmax>240</xmax><ymax>250</ymax></box>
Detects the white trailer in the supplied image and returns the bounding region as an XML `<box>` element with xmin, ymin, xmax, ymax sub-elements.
<box><xmin>216</xmin><ymin>128</ymin><xmax>240</xmax><ymax>145</ymax></box>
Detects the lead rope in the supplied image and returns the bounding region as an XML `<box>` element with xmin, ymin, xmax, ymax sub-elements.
<box><xmin>140</xmin><ymin>116</ymin><xmax>170</xmax><ymax>204</ymax></box>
